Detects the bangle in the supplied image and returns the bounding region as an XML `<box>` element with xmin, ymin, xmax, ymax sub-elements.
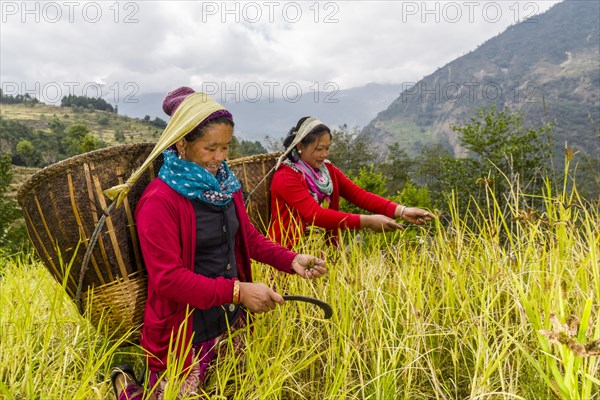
<box><xmin>399</xmin><ymin>205</ymin><xmax>406</xmax><ymax>219</ymax></box>
<box><xmin>232</xmin><ymin>279</ymin><xmax>240</xmax><ymax>305</ymax></box>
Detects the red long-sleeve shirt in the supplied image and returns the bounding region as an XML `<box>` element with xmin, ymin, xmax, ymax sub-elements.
<box><xmin>268</xmin><ymin>162</ymin><xmax>399</xmax><ymax>248</ymax></box>
<box><xmin>136</xmin><ymin>178</ymin><xmax>296</xmax><ymax>371</ymax></box>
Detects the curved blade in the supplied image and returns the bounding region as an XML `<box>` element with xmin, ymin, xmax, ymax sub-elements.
<box><xmin>283</xmin><ymin>295</ymin><xmax>333</xmax><ymax>319</ymax></box>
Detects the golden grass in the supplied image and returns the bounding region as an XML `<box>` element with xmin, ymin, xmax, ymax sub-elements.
<box><xmin>0</xmin><ymin>175</ymin><xmax>598</xmax><ymax>399</ymax></box>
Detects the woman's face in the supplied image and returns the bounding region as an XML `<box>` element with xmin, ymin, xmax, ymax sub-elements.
<box><xmin>298</xmin><ymin>132</ymin><xmax>331</xmax><ymax>169</ymax></box>
<box><xmin>176</xmin><ymin>123</ymin><xmax>233</xmax><ymax>176</ymax></box>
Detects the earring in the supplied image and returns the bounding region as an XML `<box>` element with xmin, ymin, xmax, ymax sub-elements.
<box><xmin>178</xmin><ymin>150</ymin><xmax>185</xmax><ymax>160</ymax></box>
<box><xmin>298</xmin><ymin>150</ymin><xmax>302</xmax><ymax>154</ymax></box>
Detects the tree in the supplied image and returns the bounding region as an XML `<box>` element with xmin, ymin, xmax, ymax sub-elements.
<box><xmin>396</xmin><ymin>181</ymin><xmax>432</xmax><ymax>210</ymax></box>
<box><xmin>572</xmin><ymin>155</ymin><xmax>600</xmax><ymax>202</ymax></box>
<box><xmin>60</xmin><ymin>94</ymin><xmax>115</xmax><ymax>112</ymax></box>
<box><xmin>81</xmin><ymin>134</ymin><xmax>106</xmax><ymax>153</ymax></box>
<box><xmin>230</xmin><ymin>137</ymin><xmax>267</xmax><ymax>158</ymax></box>
<box><xmin>97</xmin><ymin>115</ymin><xmax>110</xmax><ymax>126</ymax></box>
<box><xmin>62</xmin><ymin>124</ymin><xmax>90</xmax><ymax>156</ymax></box>
<box><xmin>114</xmin><ymin>130</ymin><xmax>126</xmax><ymax>143</ymax></box>
<box><xmin>340</xmin><ymin>165</ymin><xmax>388</xmax><ymax>214</ymax></box>
<box><xmin>425</xmin><ymin>105</ymin><xmax>557</xmax><ymax>216</ymax></box>
<box><xmin>0</xmin><ymin>153</ymin><xmax>26</xmax><ymax>252</ymax></box>
<box><xmin>329</xmin><ymin>124</ymin><xmax>374</xmax><ymax>176</ymax></box>
<box><xmin>48</xmin><ymin>117</ymin><xmax>66</xmax><ymax>135</ymax></box>
<box><xmin>414</xmin><ymin>144</ymin><xmax>453</xmax><ymax>187</ymax></box>
<box><xmin>15</xmin><ymin>140</ymin><xmax>35</xmax><ymax>166</ymax></box>
<box><xmin>62</xmin><ymin>124</ymin><xmax>105</xmax><ymax>156</ymax></box>
<box><xmin>425</xmin><ymin>157</ymin><xmax>483</xmax><ymax>211</ymax></box>
<box><xmin>37</xmin><ymin>130</ymin><xmax>60</xmax><ymax>165</ymax></box>
<box><xmin>0</xmin><ymin>90</ymin><xmax>40</xmax><ymax>105</ymax></box>
<box><xmin>0</xmin><ymin>117</ymin><xmax>34</xmax><ymax>156</ymax></box>
<box><xmin>452</xmin><ymin>104</ymin><xmax>554</xmax><ymax>188</ymax></box>
<box><xmin>262</xmin><ymin>135</ymin><xmax>284</xmax><ymax>153</ymax></box>
<box><xmin>377</xmin><ymin>142</ymin><xmax>413</xmax><ymax>195</ymax></box>
<box><xmin>150</xmin><ymin>117</ymin><xmax>167</xmax><ymax>128</ymax></box>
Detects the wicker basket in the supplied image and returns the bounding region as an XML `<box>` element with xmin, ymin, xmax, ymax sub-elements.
<box><xmin>228</xmin><ymin>152</ymin><xmax>282</xmax><ymax>233</ymax></box>
<box><xmin>17</xmin><ymin>145</ymin><xmax>281</xmax><ymax>342</ymax></box>
<box><xmin>17</xmin><ymin>143</ymin><xmax>161</xmax><ymax>342</ymax></box>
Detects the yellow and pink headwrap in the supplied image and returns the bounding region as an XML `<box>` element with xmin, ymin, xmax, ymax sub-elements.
<box><xmin>104</xmin><ymin>87</ymin><xmax>231</xmax><ymax>207</ymax></box>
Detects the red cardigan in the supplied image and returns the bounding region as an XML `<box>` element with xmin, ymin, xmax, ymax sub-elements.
<box><xmin>268</xmin><ymin>162</ymin><xmax>399</xmax><ymax>248</ymax></box>
<box><xmin>135</xmin><ymin>178</ymin><xmax>297</xmax><ymax>372</ymax></box>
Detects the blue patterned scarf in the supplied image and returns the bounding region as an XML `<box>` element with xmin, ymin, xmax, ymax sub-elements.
<box><xmin>159</xmin><ymin>150</ymin><xmax>241</xmax><ymax>206</ymax></box>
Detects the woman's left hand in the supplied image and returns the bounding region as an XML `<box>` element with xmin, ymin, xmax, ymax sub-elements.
<box><xmin>291</xmin><ymin>254</ymin><xmax>327</xmax><ymax>279</ymax></box>
<box><xmin>399</xmin><ymin>207</ymin><xmax>436</xmax><ymax>225</ymax></box>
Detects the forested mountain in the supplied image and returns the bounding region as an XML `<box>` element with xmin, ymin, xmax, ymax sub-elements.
<box><xmin>360</xmin><ymin>0</ymin><xmax>600</xmax><ymax>159</ymax></box>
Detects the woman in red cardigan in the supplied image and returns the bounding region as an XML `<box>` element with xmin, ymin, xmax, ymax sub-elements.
<box><xmin>110</xmin><ymin>90</ymin><xmax>327</xmax><ymax>400</ymax></box>
<box><xmin>268</xmin><ymin>116</ymin><xmax>434</xmax><ymax>249</ymax></box>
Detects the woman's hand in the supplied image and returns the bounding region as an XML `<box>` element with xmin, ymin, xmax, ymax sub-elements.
<box><xmin>238</xmin><ymin>282</ymin><xmax>284</xmax><ymax>314</ymax></box>
<box><xmin>291</xmin><ymin>254</ymin><xmax>327</xmax><ymax>279</ymax></box>
<box><xmin>396</xmin><ymin>206</ymin><xmax>435</xmax><ymax>225</ymax></box>
<box><xmin>360</xmin><ymin>214</ymin><xmax>405</xmax><ymax>232</ymax></box>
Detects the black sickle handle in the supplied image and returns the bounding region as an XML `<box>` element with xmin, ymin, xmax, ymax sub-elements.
<box><xmin>283</xmin><ymin>295</ymin><xmax>333</xmax><ymax>319</ymax></box>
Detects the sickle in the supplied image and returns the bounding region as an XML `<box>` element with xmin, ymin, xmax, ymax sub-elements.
<box><xmin>283</xmin><ymin>295</ymin><xmax>333</xmax><ymax>319</ymax></box>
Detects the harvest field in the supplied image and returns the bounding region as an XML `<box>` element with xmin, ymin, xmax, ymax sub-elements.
<box><xmin>1</xmin><ymin>180</ymin><xmax>598</xmax><ymax>399</ymax></box>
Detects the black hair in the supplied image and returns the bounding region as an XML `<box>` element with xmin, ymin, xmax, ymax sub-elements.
<box><xmin>283</xmin><ymin>117</ymin><xmax>331</xmax><ymax>161</ymax></box>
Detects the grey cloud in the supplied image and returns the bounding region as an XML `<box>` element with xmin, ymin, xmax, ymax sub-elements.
<box><xmin>1</xmin><ymin>0</ymin><xmax>561</xmax><ymax>102</ymax></box>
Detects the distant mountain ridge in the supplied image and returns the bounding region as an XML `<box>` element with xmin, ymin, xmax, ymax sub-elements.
<box><xmin>116</xmin><ymin>83</ymin><xmax>404</xmax><ymax>141</ymax></box>
<box><xmin>360</xmin><ymin>0</ymin><xmax>600</xmax><ymax>159</ymax></box>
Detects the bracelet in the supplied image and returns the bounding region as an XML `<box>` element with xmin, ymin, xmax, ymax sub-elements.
<box><xmin>232</xmin><ymin>279</ymin><xmax>240</xmax><ymax>305</ymax></box>
<box><xmin>399</xmin><ymin>205</ymin><xmax>406</xmax><ymax>219</ymax></box>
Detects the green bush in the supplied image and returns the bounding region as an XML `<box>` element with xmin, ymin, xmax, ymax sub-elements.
<box><xmin>340</xmin><ymin>165</ymin><xmax>388</xmax><ymax>215</ymax></box>
<box><xmin>0</xmin><ymin>154</ymin><xmax>28</xmax><ymax>253</ymax></box>
<box><xmin>395</xmin><ymin>181</ymin><xmax>432</xmax><ymax>210</ymax></box>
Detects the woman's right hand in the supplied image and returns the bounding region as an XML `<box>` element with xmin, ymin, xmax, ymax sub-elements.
<box><xmin>360</xmin><ymin>214</ymin><xmax>405</xmax><ymax>232</ymax></box>
<box><xmin>238</xmin><ymin>282</ymin><xmax>284</xmax><ymax>314</ymax></box>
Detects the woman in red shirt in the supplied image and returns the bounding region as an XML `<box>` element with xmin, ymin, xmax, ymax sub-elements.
<box><xmin>110</xmin><ymin>90</ymin><xmax>327</xmax><ymax>400</ymax></box>
<box><xmin>268</xmin><ymin>116</ymin><xmax>434</xmax><ymax>249</ymax></box>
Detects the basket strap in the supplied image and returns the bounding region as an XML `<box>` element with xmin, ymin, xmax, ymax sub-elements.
<box><xmin>75</xmin><ymin>199</ymin><xmax>117</xmax><ymax>313</ymax></box>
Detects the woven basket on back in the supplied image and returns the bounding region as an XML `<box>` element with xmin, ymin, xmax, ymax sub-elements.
<box><xmin>17</xmin><ymin>143</ymin><xmax>161</xmax><ymax>342</ymax></box>
<box><xmin>17</xmin><ymin>144</ymin><xmax>281</xmax><ymax>343</ymax></box>
<box><xmin>228</xmin><ymin>152</ymin><xmax>282</xmax><ymax>233</ymax></box>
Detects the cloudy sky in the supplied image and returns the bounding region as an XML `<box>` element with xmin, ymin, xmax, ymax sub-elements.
<box><xmin>1</xmin><ymin>1</ymin><xmax>561</xmax><ymax>104</ymax></box>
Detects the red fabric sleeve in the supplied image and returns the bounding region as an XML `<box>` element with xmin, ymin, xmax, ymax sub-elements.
<box><xmin>271</xmin><ymin>166</ymin><xmax>362</xmax><ymax>230</ymax></box>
